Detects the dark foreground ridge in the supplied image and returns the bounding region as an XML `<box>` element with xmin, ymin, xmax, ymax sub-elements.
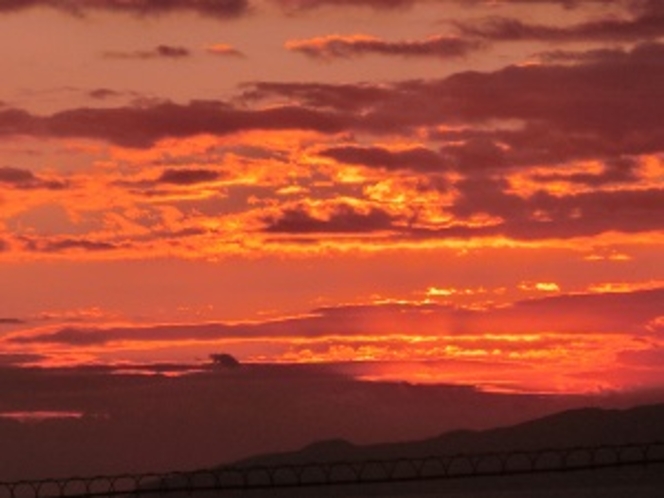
<box><xmin>2</xmin><ymin>404</ymin><xmax>664</xmax><ymax>497</ymax></box>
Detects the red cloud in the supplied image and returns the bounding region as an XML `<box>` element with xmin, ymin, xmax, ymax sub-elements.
<box><xmin>19</xmin><ymin>236</ymin><xmax>124</xmax><ymax>254</ymax></box>
<box><xmin>9</xmin><ymin>288</ymin><xmax>663</xmax><ymax>346</ymax></box>
<box><xmin>274</xmin><ymin>0</ymin><xmax>420</xmax><ymax>10</ymax></box>
<box><xmin>319</xmin><ymin>145</ymin><xmax>447</xmax><ymax>173</ymax></box>
<box><xmin>248</xmin><ymin>42</ymin><xmax>664</xmax><ymax>166</ymax></box>
<box><xmin>286</xmin><ymin>34</ymin><xmax>484</xmax><ymax>60</ymax></box>
<box><xmin>4</xmin><ymin>41</ymin><xmax>662</xmax><ymax>155</ymax></box>
<box><xmin>273</xmin><ymin>0</ymin><xmax>617</xmax><ymax>11</ymax></box>
<box><xmin>446</xmin><ymin>180</ymin><xmax>664</xmax><ymax>240</ymax></box>
<box><xmin>454</xmin><ymin>0</ymin><xmax>664</xmax><ymax>43</ymax></box>
<box><xmin>156</xmin><ymin>169</ymin><xmax>220</xmax><ymax>185</ymax></box>
<box><xmin>0</xmin><ymin>0</ymin><xmax>249</xmax><ymax>18</ymax></box>
<box><xmin>103</xmin><ymin>45</ymin><xmax>191</xmax><ymax>60</ymax></box>
<box><xmin>0</xmin><ymin>166</ymin><xmax>67</xmax><ymax>190</ymax></box>
<box><xmin>263</xmin><ymin>203</ymin><xmax>397</xmax><ymax>234</ymax></box>
<box><xmin>0</xmin><ymin>101</ymin><xmax>351</xmax><ymax>148</ymax></box>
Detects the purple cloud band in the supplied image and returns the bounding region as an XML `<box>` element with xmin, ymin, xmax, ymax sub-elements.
<box><xmin>0</xmin><ymin>0</ymin><xmax>249</xmax><ymax>18</ymax></box>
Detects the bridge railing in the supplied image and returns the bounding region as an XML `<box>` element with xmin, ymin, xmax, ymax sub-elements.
<box><xmin>2</xmin><ymin>441</ymin><xmax>663</xmax><ymax>498</ymax></box>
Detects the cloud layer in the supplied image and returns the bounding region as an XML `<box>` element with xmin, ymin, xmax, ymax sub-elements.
<box><xmin>1</xmin><ymin>0</ymin><xmax>662</xmax><ymax>406</ymax></box>
<box><xmin>0</xmin><ymin>0</ymin><xmax>249</xmax><ymax>18</ymax></box>
<box><xmin>286</xmin><ymin>34</ymin><xmax>484</xmax><ymax>60</ymax></box>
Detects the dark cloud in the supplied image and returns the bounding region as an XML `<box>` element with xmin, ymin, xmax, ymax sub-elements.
<box><xmin>1</xmin><ymin>42</ymin><xmax>662</xmax><ymax>164</ymax></box>
<box><xmin>0</xmin><ymin>101</ymin><xmax>350</xmax><ymax>148</ymax></box>
<box><xmin>311</xmin><ymin>287</ymin><xmax>664</xmax><ymax>339</ymax></box>
<box><xmin>156</xmin><ymin>168</ymin><xmax>220</xmax><ymax>185</ymax></box>
<box><xmin>454</xmin><ymin>4</ymin><xmax>664</xmax><ymax>43</ymax></box>
<box><xmin>434</xmin><ymin>123</ymin><xmax>661</xmax><ymax>177</ymax></box>
<box><xmin>537</xmin><ymin>47</ymin><xmax>634</xmax><ymax>63</ymax></box>
<box><xmin>432</xmin><ymin>131</ymin><xmax>642</xmax><ymax>180</ymax></box>
<box><xmin>319</xmin><ymin>145</ymin><xmax>447</xmax><ymax>173</ymax></box>
<box><xmin>0</xmin><ymin>0</ymin><xmax>249</xmax><ymax>18</ymax></box>
<box><xmin>273</xmin><ymin>0</ymin><xmax>618</xmax><ymax>11</ymax></box>
<box><xmin>8</xmin><ymin>288</ymin><xmax>663</xmax><ymax>347</ymax></box>
<box><xmin>0</xmin><ymin>353</ymin><xmax>41</xmax><ymax>365</ymax></box>
<box><xmin>103</xmin><ymin>45</ymin><xmax>191</xmax><ymax>60</ymax></box>
<box><xmin>246</xmin><ymin>42</ymin><xmax>664</xmax><ymax>160</ymax></box>
<box><xmin>20</xmin><ymin>237</ymin><xmax>122</xmax><ymax>253</ymax></box>
<box><xmin>263</xmin><ymin>203</ymin><xmax>397</xmax><ymax>234</ymax></box>
<box><xmin>153</xmin><ymin>45</ymin><xmax>190</xmax><ymax>57</ymax></box>
<box><xmin>88</xmin><ymin>88</ymin><xmax>122</xmax><ymax>100</ymax></box>
<box><xmin>531</xmin><ymin>157</ymin><xmax>639</xmax><ymax>186</ymax></box>
<box><xmin>0</xmin><ymin>318</ymin><xmax>24</xmax><ymax>325</ymax></box>
<box><xmin>440</xmin><ymin>138</ymin><xmax>509</xmax><ymax>173</ymax></box>
<box><xmin>274</xmin><ymin>0</ymin><xmax>420</xmax><ymax>10</ymax></box>
<box><xmin>0</xmin><ymin>166</ymin><xmax>33</xmax><ymax>183</ymax></box>
<box><xmin>382</xmin><ymin>42</ymin><xmax>663</xmax><ymax>137</ymax></box>
<box><xmin>240</xmin><ymin>81</ymin><xmax>392</xmax><ymax>112</ymax></box>
<box><xmin>448</xmin><ymin>179</ymin><xmax>664</xmax><ymax>239</ymax></box>
<box><xmin>287</xmin><ymin>35</ymin><xmax>484</xmax><ymax>60</ymax></box>
<box><xmin>0</xmin><ymin>166</ymin><xmax>67</xmax><ymax>190</ymax></box>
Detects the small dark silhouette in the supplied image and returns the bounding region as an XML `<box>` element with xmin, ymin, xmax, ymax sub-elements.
<box><xmin>209</xmin><ymin>353</ymin><xmax>241</xmax><ymax>369</ymax></box>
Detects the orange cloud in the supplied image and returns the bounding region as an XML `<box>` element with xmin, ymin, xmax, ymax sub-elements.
<box><xmin>205</xmin><ymin>43</ymin><xmax>244</xmax><ymax>57</ymax></box>
<box><xmin>286</xmin><ymin>34</ymin><xmax>484</xmax><ymax>60</ymax></box>
<box><xmin>518</xmin><ymin>281</ymin><xmax>561</xmax><ymax>292</ymax></box>
<box><xmin>4</xmin><ymin>287</ymin><xmax>662</xmax><ymax>393</ymax></box>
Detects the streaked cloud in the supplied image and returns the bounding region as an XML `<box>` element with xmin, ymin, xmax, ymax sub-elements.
<box><xmin>272</xmin><ymin>0</ymin><xmax>620</xmax><ymax>12</ymax></box>
<box><xmin>205</xmin><ymin>43</ymin><xmax>244</xmax><ymax>57</ymax></box>
<box><xmin>0</xmin><ymin>166</ymin><xmax>67</xmax><ymax>190</ymax></box>
<box><xmin>0</xmin><ymin>101</ymin><xmax>349</xmax><ymax>148</ymax></box>
<box><xmin>9</xmin><ymin>288</ymin><xmax>662</xmax><ymax>346</ymax></box>
<box><xmin>454</xmin><ymin>0</ymin><xmax>664</xmax><ymax>43</ymax></box>
<box><xmin>102</xmin><ymin>45</ymin><xmax>191</xmax><ymax>60</ymax></box>
<box><xmin>262</xmin><ymin>202</ymin><xmax>397</xmax><ymax>234</ymax></box>
<box><xmin>4</xmin><ymin>287</ymin><xmax>662</xmax><ymax>392</ymax></box>
<box><xmin>0</xmin><ymin>0</ymin><xmax>249</xmax><ymax>18</ymax></box>
<box><xmin>156</xmin><ymin>168</ymin><xmax>221</xmax><ymax>185</ymax></box>
<box><xmin>286</xmin><ymin>34</ymin><xmax>484</xmax><ymax>60</ymax></box>
<box><xmin>1</xmin><ymin>0</ymin><xmax>662</xmax><ymax>403</ymax></box>
<box><xmin>318</xmin><ymin>145</ymin><xmax>447</xmax><ymax>173</ymax></box>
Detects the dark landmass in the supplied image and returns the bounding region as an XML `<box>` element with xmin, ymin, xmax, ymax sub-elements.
<box><xmin>234</xmin><ymin>403</ymin><xmax>664</xmax><ymax>467</ymax></box>
<box><xmin>212</xmin><ymin>404</ymin><xmax>664</xmax><ymax>497</ymax></box>
<box><xmin>1</xmin><ymin>363</ymin><xmax>664</xmax><ymax>486</ymax></box>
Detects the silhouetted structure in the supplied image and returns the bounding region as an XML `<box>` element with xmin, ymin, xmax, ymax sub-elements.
<box><xmin>1</xmin><ymin>441</ymin><xmax>662</xmax><ymax>498</ymax></box>
<box><xmin>209</xmin><ymin>353</ymin><xmax>241</xmax><ymax>369</ymax></box>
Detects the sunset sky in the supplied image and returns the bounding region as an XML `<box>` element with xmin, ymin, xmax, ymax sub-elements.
<box><xmin>1</xmin><ymin>0</ymin><xmax>663</xmax><ymax>400</ymax></box>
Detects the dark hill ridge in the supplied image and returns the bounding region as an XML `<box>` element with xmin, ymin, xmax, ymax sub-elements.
<box><xmin>232</xmin><ymin>403</ymin><xmax>664</xmax><ymax>467</ymax></box>
<box><xmin>150</xmin><ymin>404</ymin><xmax>664</xmax><ymax>497</ymax></box>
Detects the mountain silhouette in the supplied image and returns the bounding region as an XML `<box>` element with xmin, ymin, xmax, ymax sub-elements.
<box><xmin>208</xmin><ymin>403</ymin><xmax>664</xmax><ymax>497</ymax></box>
<box><xmin>232</xmin><ymin>403</ymin><xmax>664</xmax><ymax>466</ymax></box>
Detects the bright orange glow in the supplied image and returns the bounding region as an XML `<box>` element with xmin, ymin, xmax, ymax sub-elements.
<box><xmin>204</xmin><ymin>43</ymin><xmax>243</xmax><ymax>57</ymax></box>
<box><xmin>1</xmin><ymin>0</ymin><xmax>663</xmax><ymax>405</ymax></box>
<box><xmin>0</xmin><ymin>411</ymin><xmax>85</xmax><ymax>423</ymax></box>
<box><xmin>519</xmin><ymin>282</ymin><xmax>561</xmax><ymax>293</ymax></box>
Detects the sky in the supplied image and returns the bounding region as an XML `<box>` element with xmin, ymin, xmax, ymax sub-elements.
<box><xmin>1</xmin><ymin>0</ymin><xmax>664</xmax><ymax>430</ymax></box>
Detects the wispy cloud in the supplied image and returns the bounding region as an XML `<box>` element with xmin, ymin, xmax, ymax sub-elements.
<box><xmin>5</xmin><ymin>288</ymin><xmax>663</xmax><ymax>392</ymax></box>
<box><xmin>273</xmin><ymin>0</ymin><xmax>620</xmax><ymax>12</ymax></box>
<box><xmin>0</xmin><ymin>0</ymin><xmax>249</xmax><ymax>18</ymax></box>
<box><xmin>454</xmin><ymin>2</ymin><xmax>664</xmax><ymax>43</ymax></box>
<box><xmin>205</xmin><ymin>43</ymin><xmax>245</xmax><ymax>57</ymax></box>
<box><xmin>103</xmin><ymin>45</ymin><xmax>191</xmax><ymax>60</ymax></box>
<box><xmin>286</xmin><ymin>34</ymin><xmax>484</xmax><ymax>60</ymax></box>
<box><xmin>156</xmin><ymin>168</ymin><xmax>221</xmax><ymax>185</ymax></box>
<box><xmin>0</xmin><ymin>166</ymin><xmax>67</xmax><ymax>190</ymax></box>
